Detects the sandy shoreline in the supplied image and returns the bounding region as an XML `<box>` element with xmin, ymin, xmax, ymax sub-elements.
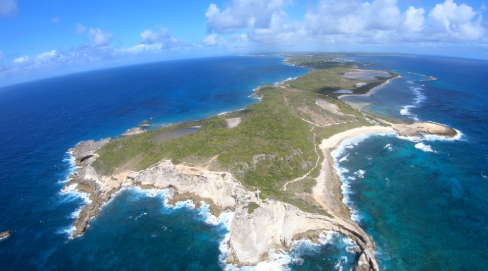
<box><xmin>320</xmin><ymin>126</ymin><xmax>395</xmax><ymax>149</ymax></box>
<box><xmin>312</xmin><ymin>123</ymin><xmax>458</xmax><ymax>270</ymax></box>
<box><xmin>314</xmin><ymin>126</ymin><xmax>396</xmax><ymax>218</ymax></box>
<box><xmin>312</xmin><ymin>126</ymin><xmax>397</xmax><ymax>271</ymax></box>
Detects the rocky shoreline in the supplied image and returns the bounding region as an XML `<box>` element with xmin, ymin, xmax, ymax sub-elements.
<box><xmin>62</xmin><ymin>119</ymin><xmax>458</xmax><ymax>270</ymax></box>
<box><xmin>63</xmin><ymin>138</ymin><xmax>382</xmax><ymax>270</ymax></box>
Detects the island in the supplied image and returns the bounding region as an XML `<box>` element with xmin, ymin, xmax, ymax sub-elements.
<box><xmin>63</xmin><ymin>54</ymin><xmax>457</xmax><ymax>270</ymax></box>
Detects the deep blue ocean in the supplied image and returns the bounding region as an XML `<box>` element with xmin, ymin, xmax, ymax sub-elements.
<box><xmin>1</xmin><ymin>55</ymin><xmax>487</xmax><ymax>271</ymax></box>
<box><xmin>334</xmin><ymin>55</ymin><xmax>488</xmax><ymax>270</ymax></box>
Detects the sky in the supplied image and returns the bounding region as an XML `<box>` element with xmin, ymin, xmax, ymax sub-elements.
<box><xmin>0</xmin><ymin>0</ymin><xmax>487</xmax><ymax>86</ymax></box>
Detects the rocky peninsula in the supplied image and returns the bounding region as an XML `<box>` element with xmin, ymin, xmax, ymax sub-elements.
<box><xmin>64</xmin><ymin>139</ymin><xmax>381</xmax><ymax>269</ymax></box>
<box><xmin>62</xmin><ymin>57</ymin><xmax>458</xmax><ymax>270</ymax></box>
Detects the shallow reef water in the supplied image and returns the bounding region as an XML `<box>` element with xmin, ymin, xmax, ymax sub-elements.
<box><xmin>334</xmin><ymin>55</ymin><xmax>488</xmax><ymax>270</ymax></box>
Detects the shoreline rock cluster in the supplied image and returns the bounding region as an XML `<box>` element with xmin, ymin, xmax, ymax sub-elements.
<box><xmin>0</xmin><ymin>230</ymin><xmax>11</xmax><ymax>240</ymax></box>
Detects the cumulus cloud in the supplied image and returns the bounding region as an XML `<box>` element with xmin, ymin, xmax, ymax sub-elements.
<box><xmin>206</xmin><ymin>0</ymin><xmax>291</xmax><ymax>34</ymax></box>
<box><xmin>13</xmin><ymin>56</ymin><xmax>29</xmax><ymax>63</ymax></box>
<box><xmin>0</xmin><ymin>0</ymin><xmax>18</xmax><ymax>17</ymax></box>
<box><xmin>8</xmin><ymin>47</ymin><xmax>117</xmax><ymax>76</ymax></box>
<box><xmin>205</xmin><ymin>0</ymin><xmax>486</xmax><ymax>45</ymax></box>
<box><xmin>140</xmin><ymin>27</ymin><xmax>179</xmax><ymax>45</ymax></box>
<box><xmin>308</xmin><ymin>0</ymin><xmax>486</xmax><ymax>43</ymax></box>
<box><xmin>88</xmin><ymin>28</ymin><xmax>113</xmax><ymax>46</ymax></box>
<box><xmin>426</xmin><ymin>0</ymin><xmax>485</xmax><ymax>41</ymax></box>
<box><xmin>305</xmin><ymin>0</ymin><xmax>402</xmax><ymax>35</ymax></box>
<box><xmin>76</xmin><ymin>23</ymin><xmax>87</xmax><ymax>35</ymax></box>
<box><xmin>36</xmin><ymin>50</ymin><xmax>57</xmax><ymax>62</ymax></box>
<box><xmin>3</xmin><ymin>26</ymin><xmax>189</xmax><ymax>79</ymax></box>
<box><xmin>198</xmin><ymin>33</ymin><xmax>250</xmax><ymax>49</ymax></box>
<box><xmin>204</xmin><ymin>0</ymin><xmax>305</xmax><ymax>45</ymax></box>
<box><xmin>2</xmin><ymin>0</ymin><xmax>487</xmax><ymax>81</ymax></box>
<box><xmin>122</xmin><ymin>43</ymin><xmax>164</xmax><ymax>53</ymax></box>
<box><xmin>203</xmin><ymin>34</ymin><xmax>218</xmax><ymax>45</ymax></box>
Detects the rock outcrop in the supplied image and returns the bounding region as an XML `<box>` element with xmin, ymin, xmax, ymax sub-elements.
<box><xmin>68</xmin><ymin>138</ymin><xmax>111</xmax><ymax>164</ymax></box>
<box><xmin>122</xmin><ymin>127</ymin><xmax>146</xmax><ymax>136</ymax></box>
<box><xmin>393</xmin><ymin>122</ymin><xmax>457</xmax><ymax>138</ymax></box>
<box><xmin>226</xmin><ymin>199</ymin><xmax>378</xmax><ymax>269</ymax></box>
<box><xmin>138</xmin><ymin>120</ymin><xmax>151</xmax><ymax>127</ymax></box>
<box><xmin>0</xmin><ymin>230</ymin><xmax>11</xmax><ymax>240</ymax></box>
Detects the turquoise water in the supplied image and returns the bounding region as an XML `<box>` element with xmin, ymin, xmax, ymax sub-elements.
<box><xmin>333</xmin><ymin>55</ymin><xmax>488</xmax><ymax>270</ymax></box>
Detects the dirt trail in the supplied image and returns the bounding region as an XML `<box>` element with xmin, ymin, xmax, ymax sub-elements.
<box><xmin>283</xmin><ymin>133</ymin><xmax>320</xmax><ymax>191</ymax></box>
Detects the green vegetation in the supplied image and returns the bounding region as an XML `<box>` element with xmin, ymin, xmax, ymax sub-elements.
<box><xmin>364</xmin><ymin>112</ymin><xmax>402</xmax><ymax>125</ymax></box>
<box><xmin>282</xmin><ymin>53</ymin><xmax>400</xmax><ymax>99</ymax></box>
<box><xmin>289</xmin><ymin>67</ymin><xmax>355</xmax><ymax>93</ymax></box>
<box><xmin>92</xmin><ymin>54</ymin><xmax>403</xmax><ymax>217</ymax></box>
<box><xmin>248</xmin><ymin>202</ymin><xmax>260</xmax><ymax>214</ymax></box>
<box><xmin>288</xmin><ymin>67</ymin><xmax>394</xmax><ymax>99</ymax></box>
<box><xmin>281</xmin><ymin>52</ymin><xmax>348</xmax><ymax>69</ymax></box>
<box><xmin>94</xmin><ymin>86</ymin><xmax>321</xmax><ymax>197</ymax></box>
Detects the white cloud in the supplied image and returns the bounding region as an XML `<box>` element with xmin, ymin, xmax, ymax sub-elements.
<box><xmin>305</xmin><ymin>0</ymin><xmax>403</xmax><ymax>36</ymax></box>
<box><xmin>205</xmin><ymin>0</ymin><xmax>487</xmax><ymax>46</ymax></box>
<box><xmin>203</xmin><ymin>34</ymin><xmax>218</xmax><ymax>45</ymax></box>
<box><xmin>13</xmin><ymin>56</ymin><xmax>29</xmax><ymax>63</ymax></box>
<box><xmin>88</xmin><ymin>28</ymin><xmax>113</xmax><ymax>46</ymax></box>
<box><xmin>427</xmin><ymin>0</ymin><xmax>485</xmax><ymax>41</ymax></box>
<box><xmin>140</xmin><ymin>27</ymin><xmax>179</xmax><ymax>45</ymax></box>
<box><xmin>3</xmin><ymin>26</ymin><xmax>189</xmax><ymax>79</ymax></box>
<box><xmin>37</xmin><ymin>50</ymin><xmax>57</xmax><ymax>62</ymax></box>
<box><xmin>0</xmin><ymin>0</ymin><xmax>18</xmax><ymax>17</ymax></box>
<box><xmin>403</xmin><ymin>6</ymin><xmax>425</xmax><ymax>33</ymax></box>
<box><xmin>206</xmin><ymin>0</ymin><xmax>291</xmax><ymax>34</ymax></box>
<box><xmin>122</xmin><ymin>43</ymin><xmax>163</xmax><ymax>53</ymax></box>
<box><xmin>307</xmin><ymin>0</ymin><xmax>486</xmax><ymax>43</ymax></box>
<box><xmin>51</xmin><ymin>17</ymin><xmax>61</xmax><ymax>23</ymax></box>
<box><xmin>76</xmin><ymin>23</ymin><xmax>87</xmax><ymax>35</ymax></box>
<box><xmin>198</xmin><ymin>33</ymin><xmax>250</xmax><ymax>49</ymax></box>
<box><xmin>2</xmin><ymin>0</ymin><xmax>487</xmax><ymax>81</ymax></box>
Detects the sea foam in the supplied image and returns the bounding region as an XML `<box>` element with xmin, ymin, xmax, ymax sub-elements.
<box><xmin>415</xmin><ymin>143</ymin><xmax>435</xmax><ymax>153</ymax></box>
<box><xmin>57</xmin><ymin>151</ymin><xmax>80</xmax><ymax>184</ymax></box>
<box><xmin>224</xmin><ymin>231</ymin><xmax>356</xmax><ymax>270</ymax></box>
<box><xmin>399</xmin><ymin>86</ymin><xmax>426</xmax><ymax>121</ymax></box>
<box><xmin>59</xmin><ymin>183</ymin><xmax>92</xmax><ymax>204</ymax></box>
<box><xmin>273</xmin><ymin>77</ymin><xmax>297</xmax><ymax>86</ymax></box>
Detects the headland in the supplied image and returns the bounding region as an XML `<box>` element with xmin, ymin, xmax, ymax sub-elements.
<box><xmin>62</xmin><ymin>53</ymin><xmax>458</xmax><ymax>270</ymax></box>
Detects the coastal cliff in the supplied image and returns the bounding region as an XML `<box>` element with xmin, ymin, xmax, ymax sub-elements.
<box><xmin>61</xmin><ymin>76</ymin><xmax>458</xmax><ymax>270</ymax></box>
<box><xmin>63</xmin><ymin>120</ymin><xmax>457</xmax><ymax>270</ymax></box>
<box><xmin>64</xmin><ymin>138</ymin><xmax>380</xmax><ymax>270</ymax></box>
